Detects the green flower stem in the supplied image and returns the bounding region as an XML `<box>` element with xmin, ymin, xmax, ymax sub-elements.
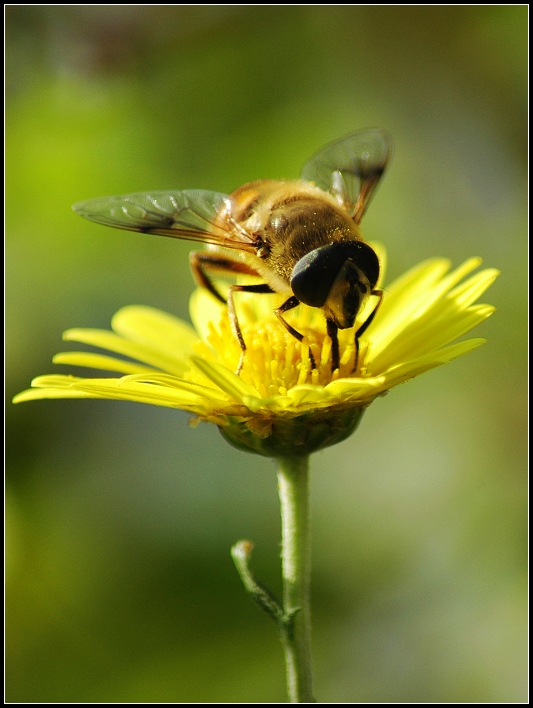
<box><xmin>277</xmin><ymin>455</ymin><xmax>314</xmax><ymax>703</ymax></box>
<box><xmin>231</xmin><ymin>455</ymin><xmax>314</xmax><ymax>702</ymax></box>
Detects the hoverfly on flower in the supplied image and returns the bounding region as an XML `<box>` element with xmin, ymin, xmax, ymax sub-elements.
<box><xmin>73</xmin><ymin>129</ymin><xmax>392</xmax><ymax>373</ymax></box>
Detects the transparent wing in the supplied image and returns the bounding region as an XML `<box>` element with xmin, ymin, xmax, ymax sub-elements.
<box><xmin>72</xmin><ymin>189</ymin><xmax>256</xmax><ymax>250</ymax></box>
<box><xmin>301</xmin><ymin>128</ymin><xmax>393</xmax><ymax>224</ymax></box>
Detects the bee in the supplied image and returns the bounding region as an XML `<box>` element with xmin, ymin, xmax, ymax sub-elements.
<box><xmin>73</xmin><ymin>128</ymin><xmax>392</xmax><ymax>374</ymax></box>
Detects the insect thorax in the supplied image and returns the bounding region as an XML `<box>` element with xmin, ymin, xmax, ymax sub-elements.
<box><xmin>260</xmin><ymin>197</ymin><xmax>361</xmax><ymax>285</ymax></box>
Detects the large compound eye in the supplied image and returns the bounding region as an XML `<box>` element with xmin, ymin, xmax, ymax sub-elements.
<box><xmin>290</xmin><ymin>241</ymin><xmax>380</xmax><ymax>307</ymax></box>
<box><xmin>291</xmin><ymin>247</ymin><xmax>336</xmax><ymax>307</ymax></box>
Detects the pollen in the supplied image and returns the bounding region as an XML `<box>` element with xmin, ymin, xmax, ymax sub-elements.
<box><xmin>201</xmin><ymin>306</ymin><xmax>361</xmax><ymax>398</ymax></box>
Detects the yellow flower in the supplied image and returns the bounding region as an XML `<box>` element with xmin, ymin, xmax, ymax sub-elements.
<box><xmin>13</xmin><ymin>250</ymin><xmax>498</xmax><ymax>456</ymax></box>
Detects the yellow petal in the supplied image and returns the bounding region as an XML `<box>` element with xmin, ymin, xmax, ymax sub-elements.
<box><xmin>370</xmin><ymin>305</ymin><xmax>494</xmax><ymax>372</ymax></box>
<box><xmin>13</xmin><ymin>388</ymin><xmax>98</xmax><ymax>402</ymax></box>
<box><xmin>63</xmin><ymin>377</ymin><xmax>215</xmax><ymax>410</ymax></box>
<box><xmin>118</xmin><ymin>373</ymin><xmax>230</xmax><ymax>401</ymax></box>
<box><xmin>375</xmin><ymin>338</ymin><xmax>486</xmax><ymax>392</ymax></box>
<box><xmin>447</xmin><ymin>268</ymin><xmax>500</xmax><ymax>308</ymax></box>
<box><xmin>112</xmin><ymin>306</ymin><xmax>198</xmax><ymax>352</ymax></box>
<box><xmin>63</xmin><ymin>328</ymin><xmax>189</xmax><ymax>377</ymax></box>
<box><xmin>189</xmin><ymin>288</ymin><xmax>227</xmax><ymax>343</ymax></box>
<box><xmin>53</xmin><ymin>352</ymin><xmax>156</xmax><ymax>374</ymax></box>
<box><xmin>189</xmin><ymin>356</ymin><xmax>262</xmax><ymax>403</ymax></box>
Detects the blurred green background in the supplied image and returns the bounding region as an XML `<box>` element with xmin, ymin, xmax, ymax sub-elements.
<box><xmin>6</xmin><ymin>6</ymin><xmax>527</xmax><ymax>703</ymax></box>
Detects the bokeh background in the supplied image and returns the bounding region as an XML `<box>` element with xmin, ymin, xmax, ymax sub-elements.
<box><xmin>6</xmin><ymin>6</ymin><xmax>527</xmax><ymax>703</ymax></box>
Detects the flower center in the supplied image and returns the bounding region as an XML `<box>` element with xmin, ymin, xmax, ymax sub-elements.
<box><xmin>198</xmin><ymin>308</ymin><xmax>365</xmax><ymax>398</ymax></box>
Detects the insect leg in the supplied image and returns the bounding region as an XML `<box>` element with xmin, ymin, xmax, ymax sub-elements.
<box><xmin>189</xmin><ymin>251</ymin><xmax>259</xmax><ymax>304</ymax></box>
<box><xmin>326</xmin><ymin>319</ymin><xmax>340</xmax><ymax>372</ymax></box>
<box><xmin>228</xmin><ymin>283</ymin><xmax>274</xmax><ymax>374</ymax></box>
<box><xmin>275</xmin><ymin>296</ymin><xmax>317</xmax><ymax>370</ymax></box>
<box><xmin>353</xmin><ymin>290</ymin><xmax>383</xmax><ymax>371</ymax></box>
<box><xmin>190</xmin><ymin>252</ymin><xmax>267</xmax><ymax>374</ymax></box>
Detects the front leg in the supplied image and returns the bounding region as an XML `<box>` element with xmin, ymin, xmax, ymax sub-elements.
<box><xmin>275</xmin><ymin>296</ymin><xmax>317</xmax><ymax>370</ymax></box>
<box><xmin>326</xmin><ymin>319</ymin><xmax>340</xmax><ymax>372</ymax></box>
<box><xmin>228</xmin><ymin>283</ymin><xmax>274</xmax><ymax>374</ymax></box>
